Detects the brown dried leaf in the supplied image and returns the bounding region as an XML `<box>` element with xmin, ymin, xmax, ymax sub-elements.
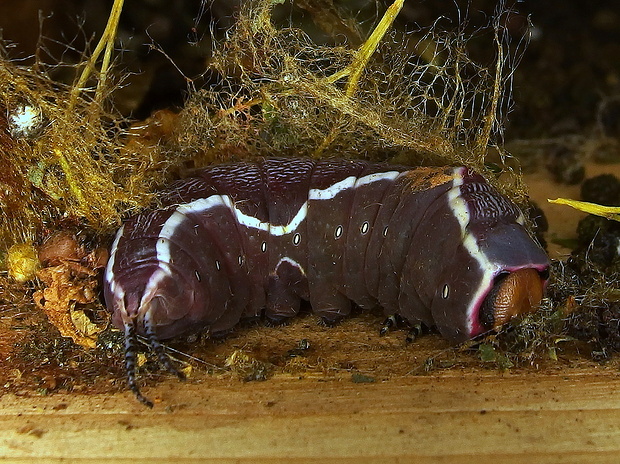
<box><xmin>33</xmin><ymin>264</ymin><xmax>107</xmax><ymax>349</ymax></box>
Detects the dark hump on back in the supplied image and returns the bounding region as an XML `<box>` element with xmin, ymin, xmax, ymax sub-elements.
<box><xmin>154</xmin><ymin>162</ymin><xmax>267</xmax><ymax>221</ymax></box>
<box><xmin>261</xmin><ymin>158</ymin><xmax>315</xmax><ymax>226</ymax></box>
<box><xmin>459</xmin><ymin>169</ymin><xmax>522</xmax><ymax>226</ymax></box>
<box><xmin>310</xmin><ymin>159</ymin><xmax>368</xmax><ymax>190</ymax></box>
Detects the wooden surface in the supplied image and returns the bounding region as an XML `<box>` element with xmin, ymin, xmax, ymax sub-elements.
<box><xmin>2</xmin><ymin>369</ymin><xmax>620</xmax><ymax>463</ymax></box>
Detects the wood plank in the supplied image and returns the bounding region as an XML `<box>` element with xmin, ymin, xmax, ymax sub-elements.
<box><xmin>1</xmin><ymin>370</ymin><xmax>620</xmax><ymax>462</ymax></box>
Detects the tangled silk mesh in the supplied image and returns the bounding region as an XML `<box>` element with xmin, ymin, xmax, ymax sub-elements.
<box><xmin>176</xmin><ymin>0</ymin><xmax>521</xmax><ymax>180</ymax></box>
<box><xmin>0</xmin><ymin>0</ymin><xmax>525</xmax><ymax>258</ymax></box>
<box><xmin>0</xmin><ymin>61</ymin><xmax>149</xmax><ymax>247</ymax></box>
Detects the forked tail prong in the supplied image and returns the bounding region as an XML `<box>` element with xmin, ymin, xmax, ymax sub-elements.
<box><xmin>124</xmin><ymin>321</ymin><xmax>154</xmax><ymax>408</ymax></box>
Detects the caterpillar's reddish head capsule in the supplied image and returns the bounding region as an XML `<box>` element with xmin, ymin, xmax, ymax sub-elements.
<box><xmin>485</xmin><ymin>268</ymin><xmax>546</xmax><ymax>329</ymax></box>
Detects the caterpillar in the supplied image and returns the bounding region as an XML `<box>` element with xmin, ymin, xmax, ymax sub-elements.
<box><xmin>104</xmin><ymin>158</ymin><xmax>549</xmax><ymax>406</ymax></box>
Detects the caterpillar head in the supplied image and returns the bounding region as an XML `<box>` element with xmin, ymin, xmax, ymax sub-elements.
<box><xmin>429</xmin><ymin>221</ymin><xmax>549</xmax><ymax>343</ymax></box>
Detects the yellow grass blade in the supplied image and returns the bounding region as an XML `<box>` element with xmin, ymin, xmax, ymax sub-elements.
<box><xmin>548</xmin><ymin>198</ymin><xmax>620</xmax><ymax>221</ymax></box>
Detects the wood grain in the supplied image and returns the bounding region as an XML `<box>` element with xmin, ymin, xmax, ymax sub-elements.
<box><xmin>1</xmin><ymin>369</ymin><xmax>620</xmax><ymax>463</ymax></box>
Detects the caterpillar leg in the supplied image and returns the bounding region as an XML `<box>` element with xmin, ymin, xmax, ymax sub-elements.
<box><xmin>405</xmin><ymin>323</ymin><xmax>423</xmax><ymax>343</ymax></box>
<box><xmin>379</xmin><ymin>314</ymin><xmax>405</xmax><ymax>336</ymax></box>
<box><xmin>379</xmin><ymin>315</ymin><xmax>423</xmax><ymax>342</ymax></box>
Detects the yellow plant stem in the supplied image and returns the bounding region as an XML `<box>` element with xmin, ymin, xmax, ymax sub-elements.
<box><xmin>474</xmin><ymin>30</ymin><xmax>503</xmax><ymax>158</ymax></box>
<box><xmin>54</xmin><ymin>149</ymin><xmax>86</xmax><ymax>209</ymax></box>
<box><xmin>325</xmin><ymin>0</ymin><xmax>404</xmax><ymax>97</ymax></box>
<box><xmin>315</xmin><ymin>0</ymin><xmax>403</xmax><ymax>155</ymax></box>
<box><xmin>69</xmin><ymin>0</ymin><xmax>125</xmax><ymax>109</ymax></box>
<box><xmin>217</xmin><ymin>98</ymin><xmax>264</xmax><ymax>120</ymax></box>
<box><xmin>548</xmin><ymin>198</ymin><xmax>620</xmax><ymax>222</ymax></box>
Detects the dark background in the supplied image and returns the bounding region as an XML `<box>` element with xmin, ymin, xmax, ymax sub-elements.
<box><xmin>0</xmin><ymin>0</ymin><xmax>618</xmax><ymax>138</ymax></box>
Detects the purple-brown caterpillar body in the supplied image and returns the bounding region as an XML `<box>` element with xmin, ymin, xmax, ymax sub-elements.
<box><xmin>104</xmin><ymin>158</ymin><xmax>549</xmax><ymax>406</ymax></box>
